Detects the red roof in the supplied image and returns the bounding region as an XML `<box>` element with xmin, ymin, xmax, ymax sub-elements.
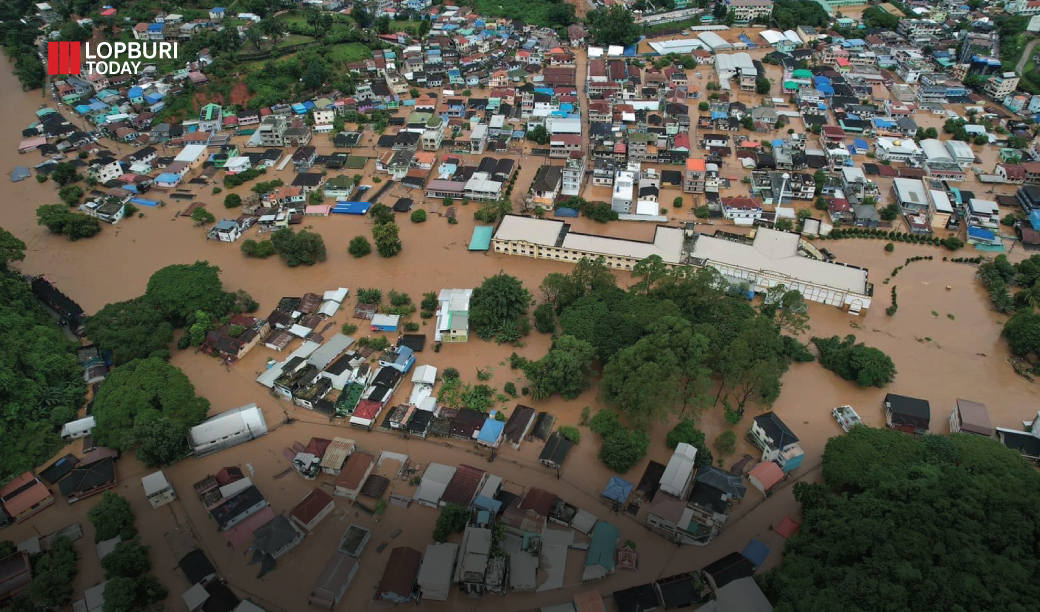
<box><xmin>336</xmin><ymin>452</ymin><xmax>374</xmax><ymax>491</ymax></box>
<box><xmin>440</xmin><ymin>464</ymin><xmax>486</xmax><ymax>506</ymax></box>
<box><xmin>829</xmin><ymin>198</ymin><xmax>851</xmax><ymax>213</ymax></box>
<box><xmin>353</xmin><ymin>399</ymin><xmax>381</xmax><ymax>421</ymax></box>
<box><xmin>749</xmin><ymin>461</ymin><xmax>784</xmax><ymax>491</ymax></box>
<box><xmin>0</xmin><ymin>473</ymin><xmax>52</xmax><ymax>518</ymax></box>
<box><xmin>304</xmin><ymin>437</ymin><xmax>332</xmax><ymax>457</ymax></box>
<box><xmin>223</xmin><ymin>506</ymin><xmax>275</xmax><ymax>549</ymax></box>
<box><xmin>376</xmin><ymin>547</ymin><xmax>423</xmax><ymax>599</ymax></box>
<box><xmin>722</xmin><ymin>196</ymin><xmax>761</xmax><ymax>211</ymax></box>
<box><xmin>822</xmin><ymin>126</ymin><xmax>846</xmax><ymax>138</ymax></box>
<box><xmin>775</xmin><ymin>516</ymin><xmax>801</xmax><ymax>539</ymax></box>
<box><xmin>551</xmin><ymin>134</ymin><xmax>582</xmax><ymax>146</ymax></box>
<box><xmin>290</xmin><ymin>488</ymin><xmax>335</xmax><ymax>526</ymax></box>
<box><xmin>519</xmin><ymin>487</ymin><xmax>557</xmax><ymax>516</ymax></box>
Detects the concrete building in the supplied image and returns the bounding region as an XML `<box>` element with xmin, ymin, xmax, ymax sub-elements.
<box><xmin>561</xmin><ymin>155</ymin><xmax>587</xmax><ymax>197</ymax></box>
<box><xmin>188</xmin><ymin>403</ymin><xmax>269</xmax><ymax>458</ymax></box>
<box><xmin>984</xmin><ymin>72</ymin><xmax>1020</xmax><ymax>99</ymax></box>
<box><xmin>141</xmin><ymin>471</ymin><xmax>176</xmax><ymax>509</ymax></box>
<box><xmin>724</xmin><ymin>0</ymin><xmax>773</xmax><ymax>21</ymax></box>
<box><xmin>492</xmin><ymin>216</ymin><xmax>872</xmax><ymax>313</ymax></box>
<box><xmin>612</xmin><ymin>166</ymin><xmax>637</xmax><ymax>213</ymax></box>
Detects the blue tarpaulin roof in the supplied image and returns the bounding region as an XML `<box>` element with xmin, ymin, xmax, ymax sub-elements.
<box><xmin>1030</xmin><ymin>209</ymin><xmax>1040</xmax><ymax>231</ymax></box>
<box><xmin>332</xmin><ymin>202</ymin><xmax>371</xmax><ymax>215</ymax></box>
<box><xmin>468</xmin><ymin>226</ymin><xmax>494</xmax><ymax>251</ymax></box>
<box><xmin>128</xmin><ymin>87</ymin><xmax>143</xmax><ymax>98</ymax></box>
<box><xmin>602</xmin><ymin>476</ymin><xmax>633</xmax><ymax>504</ymax></box>
<box><xmin>711</xmin><ymin>111</ymin><xmax>728</xmax><ymax>120</ymax></box>
<box><xmin>872</xmin><ymin>118</ymin><xmax>896</xmax><ymax>127</ymax></box>
<box><xmin>291</xmin><ymin>103</ymin><xmax>307</xmax><ymax>114</ymax></box>
<box><xmin>477</xmin><ymin>419</ymin><xmax>505</xmax><ymax>445</ymax></box>
<box><xmin>474</xmin><ymin>495</ymin><xmax>502</xmax><ymax>514</ymax></box>
<box><xmin>10</xmin><ymin>167</ymin><xmax>30</xmax><ymax>182</ymax></box>
<box><xmin>853</xmin><ymin>138</ymin><xmax>869</xmax><ymax>150</ymax></box>
<box><xmin>968</xmin><ymin>226</ymin><xmax>997</xmax><ymax>241</ymax></box>
<box><xmin>129</xmin><ymin>197</ymin><xmax>159</xmax><ymax>207</ymax></box>
<box><xmin>554</xmin><ymin>207</ymin><xmax>579</xmax><ymax>218</ymax></box>
<box><xmin>742</xmin><ymin>539</ymin><xmax>770</xmax><ymax>568</ymax></box>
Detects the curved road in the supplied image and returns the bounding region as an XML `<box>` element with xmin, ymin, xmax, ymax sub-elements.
<box><xmin>1016</xmin><ymin>36</ymin><xmax>1040</xmax><ymax>77</ymax></box>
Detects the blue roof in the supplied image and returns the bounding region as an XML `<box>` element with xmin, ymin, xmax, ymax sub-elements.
<box><xmin>291</xmin><ymin>103</ymin><xmax>307</xmax><ymax>114</ymax></box>
<box><xmin>586</xmin><ymin>522</ymin><xmax>619</xmax><ymax>570</ymax></box>
<box><xmin>128</xmin><ymin>87</ymin><xmax>143</xmax><ymax>97</ymax></box>
<box><xmin>813</xmin><ymin>75</ymin><xmax>831</xmax><ymax>85</ymax></box>
<box><xmin>302</xmin><ymin>101</ymin><xmax>316</xmax><ymax>110</ymax></box>
<box><xmin>772</xmin><ymin>139</ymin><xmax>784</xmax><ymax>149</ymax></box>
<box><xmin>477</xmin><ymin>418</ymin><xmax>505</xmax><ymax>444</ymax></box>
<box><xmin>742</xmin><ymin>539</ymin><xmax>770</xmax><ymax>568</ymax></box>
<box><xmin>602</xmin><ymin>476</ymin><xmax>633</xmax><ymax>504</ymax></box>
<box><xmin>211</xmin><ymin>6</ymin><xmax>226</xmax><ymax>12</ymax></box>
<box><xmin>74</xmin><ymin>104</ymin><xmax>92</xmax><ymax>114</ymax></box>
<box><xmin>853</xmin><ymin>138</ymin><xmax>869</xmax><ymax>150</ymax></box>
<box><xmin>468</xmin><ymin>226</ymin><xmax>494</xmax><ymax>251</ymax></box>
<box><xmin>129</xmin><ymin>197</ymin><xmax>159</xmax><ymax>207</ymax></box>
<box><xmin>1030</xmin><ymin>209</ymin><xmax>1040</xmax><ymax>231</ymax></box>
<box><xmin>816</xmin><ymin>84</ymin><xmax>834</xmax><ymax>95</ymax></box>
<box><xmin>332</xmin><ymin>202</ymin><xmax>372</xmax><ymax>215</ymax></box>
<box><xmin>156</xmin><ymin>172</ymin><xmax>180</xmax><ymax>183</ymax></box>
<box><xmin>968</xmin><ymin>226</ymin><xmax>996</xmax><ymax>241</ymax></box>
<box><xmin>474</xmin><ymin>495</ymin><xmax>502</xmax><ymax>514</ymax></box>
<box><xmin>711</xmin><ymin>111</ymin><xmax>728</xmax><ymax>120</ymax></box>
<box><xmin>145</xmin><ymin>93</ymin><xmax>163</xmax><ymax>103</ymax></box>
<box><xmin>872</xmin><ymin>118</ymin><xmax>896</xmax><ymax>127</ymax></box>
<box><xmin>148</xmin><ymin>23</ymin><xmax>164</xmax><ymax>31</ymax></box>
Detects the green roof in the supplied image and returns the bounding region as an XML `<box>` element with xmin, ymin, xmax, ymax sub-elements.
<box><xmin>468</xmin><ymin>226</ymin><xmax>494</xmax><ymax>251</ymax></box>
<box><xmin>792</xmin><ymin>69</ymin><xmax>813</xmax><ymax>79</ymax></box>
<box><xmin>783</xmin><ymin>81</ymin><xmax>800</xmax><ymax>90</ymax></box>
<box><xmin>201</xmin><ymin>103</ymin><xmax>221</xmax><ymax>121</ymax></box>
<box><xmin>585</xmin><ymin>521</ymin><xmax>619</xmax><ymax>571</ymax></box>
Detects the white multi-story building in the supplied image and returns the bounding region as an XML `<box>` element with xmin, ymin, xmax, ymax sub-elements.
<box><xmin>983</xmin><ymin>72</ymin><xmax>1020</xmax><ymax>99</ymax></box>
<box><xmin>724</xmin><ymin>0</ymin><xmax>773</xmax><ymax>21</ymax></box>
<box><xmin>561</xmin><ymin>155</ymin><xmax>586</xmax><ymax>197</ymax></box>
<box><xmin>611</xmin><ymin>167</ymin><xmax>636</xmax><ymax>214</ymax></box>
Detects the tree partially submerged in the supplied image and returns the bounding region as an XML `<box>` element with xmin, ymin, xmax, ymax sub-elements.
<box><xmin>469</xmin><ymin>272</ymin><xmax>532</xmax><ymax>342</ymax></box>
<box><xmin>811</xmin><ymin>334</ymin><xmax>896</xmax><ymax>388</ymax></box>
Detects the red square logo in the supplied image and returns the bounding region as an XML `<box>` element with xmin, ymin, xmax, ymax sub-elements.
<box><xmin>47</xmin><ymin>41</ymin><xmax>81</xmax><ymax>75</ymax></box>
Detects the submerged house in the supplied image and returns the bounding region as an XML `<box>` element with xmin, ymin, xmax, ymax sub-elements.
<box><xmin>747</xmin><ymin>412</ymin><xmax>804</xmax><ymax>472</ymax></box>
<box><xmin>188</xmin><ymin>404</ymin><xmax>269</xmax><ymax>457</ymax></box>
<box><xmin>949</xmin><ymin>398</ymin><xmax>993</xmax><ymax>437</ymax></box>
<box><xmin>884</xmin><ymin>393</ymin><xmax>930</xmax><ymax>435</ymax></box>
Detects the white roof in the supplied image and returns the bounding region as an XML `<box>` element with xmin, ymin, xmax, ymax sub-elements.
<box><xmin>893</xmin><ymin>178</ymin><xmax>929</xmax><ymax>206</ymax></box>
<box><xmin>256</xmin><ymin>362</ymin><xmax>284</xmax><ymax>388</ymax></box>
<box><xmin>289</xmin><ymin>324</ymin><xmax>312</xmax><ymax>338</ymax></box>
<box><xmin>607</xmin><ymin>45</ymin><xmax>624</xmax><ymax>56</ymax></box>
<box><xmin>783</xmin><ymin>30</ymin><xmax>802</xmax><ymax>43</ymax></box>
<box><xmin>969</xmin><ymin>198</ymin><xmax>999</xmax><ymax>214</ymax></box>
<box><xmin>493</xmin><ymin>215</ymin><xmax>565</xmax><ymax>245</ymax></box>
<box><xmin>919</xmin><ymin>138</ymin><xmax>951</xmax><ymax>161</ymax></box>
<box><xmin>417</xmin><ymin>543</ymin><xmax>459</xmax><ymax>590</ymax></box>
<box><xmin>412</xmin><ymin>364</ymin><xmax>437</xmax><ymax>385</ymax></box>
<box><xmin>760</xmin><ymin>30</ymin><xmax>786</xmax><ymax>44</ymax></box>
<box><xmin>588</xmin><ymin>46</ymin><xmax>604</xmax><ymax>57</ymax></box>
<box><xmin>84</xmin><ymin>582</ymin><xmax>107</xmax><ymax>612</ymax></box>
<box><xmin>175</xmin><ymin>144</ymin><xmax>207</xmax><ymax>163</ymax></box>
<box><xmin>182</xmin><ymin>583</ymin><xmax>210</xmax><ymax>611</ymax></box>
<box><xmin>308</xmin><ymin>334</ymin><xmax>355</xmax><ymax>370</ymax></box>
<box><xmin>649</xmin><ymin>39</ymin><xmax>706</xmax><ymax>54</ymax></box>
<box><xmin>636</xmin><ymin>200</ymin><xmax>659</xmax><ymax>216</ymax></box>
<box><xmin>188</xmin><ymin>403</ymin><xmax>267</xmax><ymax>447</ymax></box>
<box><xmin>659</xmin><ymin>443</ymin><xmax>697</xmax><ymax>497</ymax></box>
<box><xmin>478</xmin><ymin>474</ymin><xmax>502</xmax><ymax>499</ymax></box>
<box><xmin>877</xmin><ymin>137</ymin><xmax>922</xmax><ymax>156</ymax></box>
<box><xmin>692</xmin><ymin>227</ymin><xmax>870</xmax><ymax>294</ymax></box>
<box><xmin>416</xmin><ymin>463</ymin><xmax>456</xmax><ymax>505</ymax></box>
<box><xmin>289</xmin><ymin>340</ymin><xmax>321</xmax><ymax>360</ymax></box>
<box><xmin>930</xmin><ymin>190</ymin><xmax>953</xmax><ymax>213</ymax></box>
<box><xmin>417</xmin><ymin>397</ymin><xmax>437</xmax><ymax>412</ymax></box>
<box><xmin>60</xmin><ymin>416</ymin><xmax>95</xmax><ymax>437</ymax></box>
<box><xmin>715</xmin><ymin>52</ymin><xmax>755</xmax><ymax>74</ymax></box>
<box><xmin>318</xmin><ymin>301</ymin><xmax>339</xmax><ymax>317</ymax></box>
<box><xmin>945</xmin><ymin>139</ymin><xmax>975</xmax><ymax>161</ymax></box>
<box><xmin>219</xmin><ymin>477</ymin><xmax>252</xmax><ymax>499</ymax></box>
<box><xmin>698</xmin><ymin>31</ymin><xmax>732</xmax><ymax>50</ymax></box>
<box><xmin>371</xmin><ymin>313</ymin><xmax>400</xmax><ymax>326</ymax></box>
<box><xmin>141</xmin><ymin>471</ymin><xmax>171</xmax><ymax>496</ymax></box>
<box><xmin>323</xmin><ymin>287</ymin><xmax>349</xmax><ymax>302</ymax></box>
<box><xmin>840</xmin><ymin>166</ymin><xmax>865</xmax><ymax>182</ymax></box>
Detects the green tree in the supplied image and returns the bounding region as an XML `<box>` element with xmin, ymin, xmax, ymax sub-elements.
<box><xmin>59</xmin><ymin>184</ymin><xmax>84</xmax><ymax>205</ymax></box>
<box><xmin>145</xmin><ymin>262</ymin><xmax>235</xmax><ymax>326</ymax></box>
<box><xmin>533</xmin><ymin>302</ymin><xmax>556</xmax><ymax>333</ymax></box>
<box><xmin>587</xmin><ymin>5</ymin><xmax>640</xmax><ymax>46</ymax></box>
<box><xmin>526</xmin><ymin>125</ymin><xmax>550</xmax><ymax>145</ymax></box>
<box><xmin>190</xmin><ymin>206</ymin><xmax>216</xmax><ymax>226</ymax></box>
<box><xmin>673</xmin><ymin>196</ymin><xmax>684</xmax><ymax>208</ymax></box>
<box><xmin>348</xmin><ymin>235</ymin><xmax>372</xmax><ymax>258</ymax></box>
<box><xmin>755</xmin><ymin>76</ymin><xmax>771</xmax><ymax>94</ymax></box>
<box><xmin>558</xmin><ymin>425</ymin><xmax>581</xmax><ymax>444</ymax></box>
<box><xmin>599</xmin><ymin>428</ymin><xmax>650</xmax><ymax>473</ymax></box>
<box><xmin>714</xmin><ymin>430</ymin><xmax>736</xmax><ymax>456</ymax></box>
<box><xmin>1003</xmin><ymin>310</ymin><xmax>1040</xmax><ymax>358</ymax></box>
<box><xmin>92</xmin><ymin>357</ymin><xmax>211</xmax><ymax>452</ymax></box>
<box><xmin>775</xmin><ymin>218</ymin><xmax>794</xmax><ymax>231</ymax></box>
<box><xmin>370</xmin><ymin>203</ymin><xmax>396</xmax><ymax>225</ymax></box>
<box><xmin>811</xmin><ymin>334</ymin><xmax>896</xmax><ymax>387</ymax></box>
<box><xmin>666</xmin><ymin>418</ymin><xmax>714</xmax><ymax>467</ymax></box>
<box><xmin>87</xmin><ymin>492</ymin><xmax>136</xmax><ymax>542</ymax></box>
<box><xmin>101</xmin><ymin>538</ymin><xmax>151</xmax><ymax>578</ymax></box>
<box><xmin>270</xmin><ymin>228</ymin><xmax>327</xmax><ymax>266</ymax></box>
<box><xmin>133</xmin><ymin>412</ymin><xmax>190</xmax><ymax>467</ymax></box>
<box><xmin>410</xmin><ymin>209</ymin><xmax>427</xmax><ymax>223</ymax></box>
<box><xmin>0</xmin><ymin>227</ymin><xmax>26</xmax><ymax>269</ymax></box>
<box><xmin>84</xmin><ymin>298</ymin><xmax>174</xmax><ymax>365</ymax></box>
<box><xmin>698</xmin><ymin>101</ymin><xmax>709</xmax><ymax>111</ymax></box>
<box><xmin>24</xmin><ymin>536</ymin><xmax>77</xmax><ymax>609</ymax></box>
<box><xmin>49</xmin><ymin>162</ymin><xmax>81</xmax><ymax>186</ymax></box>
<box><xmin>373</xmin><ymin>222</ymin><xmax>403</xmax><ymax>257</ymax></box>
<box><xmin>102</xmin><ymin>576</ymin><xmax>138</xmax><ymax>612</ymax></box>
<box><xmin>241</xmin><ymin>239</ymin><xmax>277</xmax><ymax>258</ymax></box>
<box><xmin>433</xmin><ymin>503</ymin><xmax>469</xmax><ymax>542</ymax></box>
<box><xmin>632</xmin><ymin>255</ymin><xmax>669</xmax><ymax>294</ymax></box>
<box><xmin>470</xmin><ymin>272</ymin><xmax>532</xmax><ymax>341</ymax></box>
<box><xmin>522</xmin><ymin>335</ymin><xmax>596</xmax><ymax>400</ymax></box>
<box><xmin>37</xmin><ymin>204</ymin><xmax>101</xmax><ymax>240</ymax></box>
<box><xmin>761</xmin><ymin>284</ymin><xmax>810</xmax><ymax>335</ymax></box>
<box><xmin>223</xmin><ymin>193</ymin><xmax>242</xmax><ymax>208</ymax></box>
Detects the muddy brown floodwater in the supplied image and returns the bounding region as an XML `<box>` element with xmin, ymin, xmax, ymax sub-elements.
<box><xmin>1</xmin><ymin>53</ymin><xmax>1037</xmax><ymax>612</ymax></box>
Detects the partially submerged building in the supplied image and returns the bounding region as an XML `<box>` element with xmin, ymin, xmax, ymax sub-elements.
<box><xmin>188</xmin><ymin>403</ymin><xmax>268</xmax><ymax>457</ymax></box>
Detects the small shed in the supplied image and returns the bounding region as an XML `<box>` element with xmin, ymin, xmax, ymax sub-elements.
<box><xmin>417</xmin><ymin>543</ymin><xmax>459</xmax><ymax>601</ymax></box>
<box><xmin>60</xmin><ymin>416</ymin><xmax>95</xmax><ymax>440</ymax></box>
<box><xmin>747</xmin><ymin>461</ymin><xmax>784</xmax><ymax>495</ymax></box>
<box><xmin>468</xmin><ymin>226</ymin><xmax>494</xmax><ymax>251</ymax></box>
<box><xmin>602</xmin><ymin>476</ymin><xmax>633</xmax><ymax>507</ymax></box>
<box><xmin>141</xmin><ymin>471</ymin><xmax>176</xmax><ymax>509</ymax></box>
<box><xmin>950</xmin><ymin>398</ymin><xmax>993</xmax><ymax>437</ymax></box>
<box><xmin>370</xmin><ymin>314</ymin><xmax>401</xmax><ymax>332</ymax></box>
<box><xmin>774</xmin><ymin>516</ymin><xmax>800</xmax><ymax>539</ymax></box>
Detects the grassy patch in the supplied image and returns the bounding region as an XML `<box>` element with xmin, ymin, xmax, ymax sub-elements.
<box><xmin>644</xmin><ymin>17</ymin><xmax>704</xmax><ymax>35</ymax></box>
<box><xmin>274</xmin><ymin>34</ymin><xmax>315</xmax><ymax>49</ymax></box>
<box><xmin>326</xmin><ymin>43</ymin><xmax>372</xmax><ymax>63</ymax></box>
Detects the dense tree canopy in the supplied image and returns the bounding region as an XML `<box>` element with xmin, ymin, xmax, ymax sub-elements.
<box><xmin>269</xmin><ymin>228</ymin><xmax>327</xmax><ymax>267</ymax></box>
<box><xmin>0</xmin><ymin>227</ymin><xmax>26</xmax><ymax>269</ymax></box>
<box><xmin>0</xmin><ymin>270</ymin><xmax>86</xmax><ymax>479</ymax></box>
<box><xmin>772</xmin><ymin>0</ymin><xmax>829</xmax><ymax>31</ymax></box>
<box><xmin>586</xmin><ymin>5</ymin><xmax>639</xmax><ymax>46</ymax></box>
<box><xmin>812</xmin><ymin>334</ymin><xmax>896</xmax><ymax>388</ymax></box>
<box><xmin>144</xmin><ymin>262</ymin><xmax>237</xmax><ymax>326</ymax></box>
<box><xmin>84</xmin><ymin>298</ymin><xmax>174</xmax><ymax>365</ymax></box>
<box><xmin>666</xmin><ymin>418</ymin><xmax>713</xmax><ymax>467</ymax></box>
<box><xmin>88</xmin><ymin>492</ymin><xmax>137</xmax><ymax>543</ymax></box>
<box><xmin>469</xmin><ymin>272</ymin><xmax>532</xmax><ymax>341</ymax></box>
<box><xmin>15</xmin><ymin>536</ymin><xmax>77</xmax><ymax>610</ymax></box>
<box><xmin>37</xmin><ymin>204</ymin><xmax>101</xmax><ymax>240</ymax></box>
<box><xmin>91</xmin><ymin>357</ymin><xmax>210</xmax><ymax>454</ymax></box>
<box><xmin>762</xmin><ymin>427</ymin><xmax>1040</xmax><ymax>612</ymax></box>
<box><xmin>522</xmin><ymin>335</ymin><xmax>596</xmax><ymax>400</ymax></box>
